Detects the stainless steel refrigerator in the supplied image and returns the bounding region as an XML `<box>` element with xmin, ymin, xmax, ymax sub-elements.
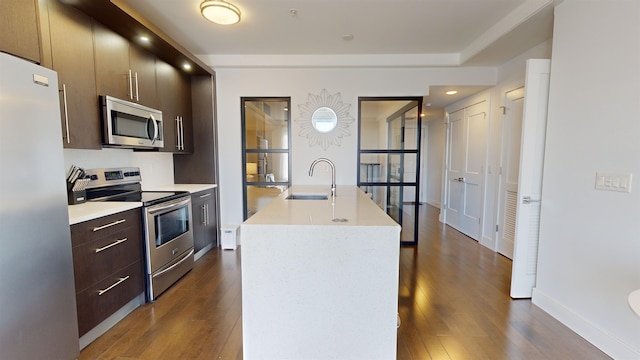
<box><xmin>0</xmin><ymin>52</ymin><xmax>79</xmax><ymax>358</ymax></box>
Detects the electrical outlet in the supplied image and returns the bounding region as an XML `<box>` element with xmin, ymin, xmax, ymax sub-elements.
<box><xmin>595</xmin><ymin>172</ymin><xmax>632</xmax><ymax>193</ymax></box>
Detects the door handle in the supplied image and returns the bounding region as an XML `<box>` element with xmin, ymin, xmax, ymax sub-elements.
<box><xmin>522</xmin><ymin>196</ymin><xmax>541</xmax><ymax>204</ymax></box>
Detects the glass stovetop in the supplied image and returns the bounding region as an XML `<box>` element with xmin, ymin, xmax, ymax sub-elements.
<box><xmin>102</xmin><ymin>191</ymin><xmax>189</xmax><ymax>206</ymax></box>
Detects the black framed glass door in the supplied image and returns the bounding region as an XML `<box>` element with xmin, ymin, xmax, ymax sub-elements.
<box><xmin>358</xmin><ymin>97</ymin><xmax>422</xmax><ymax>245</ymax></box>
<box><xmin>241</xmin><ymin>98</ymin><xmax>291</xmax><ymax>219</ymax></box>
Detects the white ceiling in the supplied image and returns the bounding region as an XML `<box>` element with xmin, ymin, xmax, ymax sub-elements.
<box><xmin>120</xmin><ymin>0</ymin><xmax>555</xmax><ymax>68</ymax></box>
<box><xmin>118</xmin><ymin>0</ymin><xmax>553</xmax><ymax>112</ymax></box>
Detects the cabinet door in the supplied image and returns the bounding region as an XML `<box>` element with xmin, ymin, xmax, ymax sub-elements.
<box><xmin>192</xmin><ymin>193</ymin><xmax>206</xmax><ymax>252</ymax></box>
<box><xmin>177</xmin><ymin>73</ymin><xmax>194</xmax><ymax>153</ymax></box>
<box><xmin>157</xmin><ymin>60</ymin><xmax>193</xmax><ymax>153</ymax></box>
<box><xmin>204</xmin><ymin>193</ymin><xmax>217</xmax><ymax>247</ymax></box>
<box><xmin>129</xmin><ymin>45</ymin><xmax>158</xmax><ymax>108</ymax></box>
<box><xmin>94</xmin><ymin>22</ymin><xmax>131</xmax><ymax>101</ymax></box>
<box><xmin>156</xmin><ymin>60</ymin><xmax>178</xmax><ymax>152</ymax></box>
<box><xmin>192</xmin><ymin>189</ymin><xmax>217</xmax><ymax>252</ymax></box>
<box><xmin>0</xmin><ymin>0</ymin><xmax>40</xmax><ymax>63</ymax></box>
<box><xmin>47</xmin><ymin>0</ymin><xmax>101</xmax><ymax>149</ymax></box>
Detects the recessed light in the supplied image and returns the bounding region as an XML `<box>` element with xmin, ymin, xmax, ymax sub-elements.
<box><xmin>139</xmin><ymin>36</ymin><xmax>150</xmax><ymax>43</ymax></box>
<box><xmin>445</xmin><ymin>90</ymin><xmax>458</xmax><ymax>95</ymax></box>
<box><xmin>182</xmin><ymin>63</ymin><xmax>192</xmax><ymax>71</ymax></box>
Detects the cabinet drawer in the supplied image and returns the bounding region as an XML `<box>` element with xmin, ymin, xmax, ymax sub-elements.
<box><xmin>72</xmin><ymin>225</ymin><xmax>143</xmax><ymax>292</ymax></box>
<box><xmin>76</xmin><ymin>261</ymin><xmax>144</xmax><ymax>336</ymax></box>
<box><xmin>71</xmin><ymin>208</ymin><xmax>141</xmax><ymax>246</ymax></box>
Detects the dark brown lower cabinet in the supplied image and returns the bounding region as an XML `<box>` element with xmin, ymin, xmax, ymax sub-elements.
<box><xmin>192</xmin><ymin>189</ymin><xmax>218</xmax><ymax>253</ymax></box>
<box><xmin>70</xmin><ymin>208</ymin><xmax>144</xmax><ymax>336</ymax></box>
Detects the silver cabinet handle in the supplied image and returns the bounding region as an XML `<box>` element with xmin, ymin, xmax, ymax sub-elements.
<box><xmin>134</xmin><ymin>71</ymin><xmax>139</xmax><ymax>102</ymax></box>
<box><xmin>92</xmin><ymin>219</ymin><xmax>126</xmax><ymax>232</ymax></box>
<box><xmin>98</xmin><ymin>276</ymin><xmax>130</xmax><ymax>296</ymax></box>
<box><xmin>61</xmin><ymin>84</ymin><xmax>70</xmax><ymax>144</ymax></box>
<box><xmin>175</xmin><ymin>116</ymin><xmax>181</xmax><ymax>150</ymax></box>
<box><xmin>179</xmin><ymin>116</ymin><xmax>184</xmax><ymax>150</ymax></box>
<box><xmin>199</xmin><ymin>193</ymin><xmax>212</xmax><ymax>199</ymax></box>
<box><xmin>152</xmin><ymin>249</ymin><xmax>194</xmax><ymax>279</ymax></box>
<box><xmin>522</xmin><ymin>196</ymin><xmax>541</xmax><ymax>204</ymax></box>
<box><xmin>201</xmin><ymin>204</ymin><xmax>206</xmax><ymax>225</ymax></box>
<box><xmin>205</xmin><ymin>204</ymin><xmax>209</xmax><ymax>225</ymax></box>
<box><xmin>128</xmin><ymin>69</ymin><xmax>133</xmax><ymax>100</ymax></box>
<box><xmin>95</xmin><ymin>238</ymin><xmax>127</xmax><ymax>253</ymax></box>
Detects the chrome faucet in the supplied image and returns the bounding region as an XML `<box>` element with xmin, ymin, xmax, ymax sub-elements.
<box><xmin>309</xmin><ymin>158</ymin><xmax>336</xmax><ymax>198</ymax></box>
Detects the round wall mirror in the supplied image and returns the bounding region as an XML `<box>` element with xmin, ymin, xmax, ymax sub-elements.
<box><xmin>311</xmin><ymin>107</ymin><xmax>338</xmax><ymax>133</ymax></box>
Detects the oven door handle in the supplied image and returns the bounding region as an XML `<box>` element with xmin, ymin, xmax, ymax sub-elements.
<box><xmin>148</xmin><ymin>197</ymin><xmax>191</xmax><ymax>215</ymax></box>
<box><xmin>152</xmin><ymin>248</ymin><xmax>194</xmax><ymax>279</ymax></box>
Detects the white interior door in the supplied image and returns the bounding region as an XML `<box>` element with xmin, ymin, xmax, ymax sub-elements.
<box><xmin>445</xmin><ymin>101</ymin><xmax>488</xmax><ymax>240</ymax></box>
<box><xmin>445</xmin><ymin>108</ymin><xmax>465</xmax><ymax>230</ymax></box>
<box><xmin>510</xmin><ymin>59</ymin><xmax>551</xmax><ymax>298</ymax></box>
<box><xmin>497</xmin><ymin>87</ymin><xmax>525</xmax><ymax>259</ymax></box>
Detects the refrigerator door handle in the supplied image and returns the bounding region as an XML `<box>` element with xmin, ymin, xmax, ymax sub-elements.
<box><xmin>61</xmin><ymin>84</ymin><xmax>70</xmax><ymax>144</ymax></box>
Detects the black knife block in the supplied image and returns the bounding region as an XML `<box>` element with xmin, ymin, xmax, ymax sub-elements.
<box><xmin>68</xmin><ymin>189</ymin><xmax>87</xmax><ymax>205</ymax></box>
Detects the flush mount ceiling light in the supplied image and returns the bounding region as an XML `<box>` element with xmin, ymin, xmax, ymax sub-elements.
<box><xmin>200</xmin><ymin>0</ymin><xmax>241</xmax><ymax>25</ymax></box>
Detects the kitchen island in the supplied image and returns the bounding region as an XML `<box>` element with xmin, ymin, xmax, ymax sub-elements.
<box><xmin>241</xmin><ymin>185</ymin><xmax>401</xmax><ymax>360</ymax></box>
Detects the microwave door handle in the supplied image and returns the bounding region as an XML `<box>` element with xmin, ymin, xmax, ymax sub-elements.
<box><xmin>146</xmin><ymin>114</ymin><xmax>159</xmax><ymax>145</ymax></box>
<box><xmin>151</xmin><ymin>114</ymin><xmax>159</xmax><ymax>145</ymax></box>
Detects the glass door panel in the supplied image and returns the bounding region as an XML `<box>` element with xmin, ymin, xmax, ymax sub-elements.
<box><xmin>358</xmin><ymin>98</ymin><xmax>422</xmax><ymax>245</ymax></box>
<box><xmin>242</xmin><ymin>98</ymin><xmax>291</xmax><ymax>219</ymax></box>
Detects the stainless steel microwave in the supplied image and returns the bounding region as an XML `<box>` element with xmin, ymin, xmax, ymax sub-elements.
<box><xmin>100</xmin><ymin>95</ymin><xmax>164</xmax><ymax>149</ymax></box>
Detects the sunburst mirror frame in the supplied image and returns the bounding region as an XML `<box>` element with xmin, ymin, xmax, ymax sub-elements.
<box><xmin>295</xmin><ymin>89</ymin><xmax>355</xmax><ymax>150</ymax></box>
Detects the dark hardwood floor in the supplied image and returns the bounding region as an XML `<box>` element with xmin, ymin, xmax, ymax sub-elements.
<box><xmin>80</xmin><ymin>204</ymin><xmax>610</xmax><ymax>359</ymax></box>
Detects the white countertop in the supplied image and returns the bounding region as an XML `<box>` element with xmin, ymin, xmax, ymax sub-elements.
<box><xmin>243</xmin><ymin>185</ymin><xmax>400</xmax><ymax>227</ymax></box>
<box><xmin>241</xmin><ymin>185</ymin><xmax>400</xmax><ymax>358</ymax></box>
<box><xmin>68</xmin><ymin>202</ymin><xmax>142</xmax><ymax>225</ymax></box>
<box><xmin>629</xmin><ymin>290</ymin><xmax>640</xmax><ymax>317</ymax></box>
<box><xmin>68</xmin><ymin>184</ymin><xmax>216</xmax><ymax>225</ymax></box>
<box><xmin>150</xmin><ymin>183</ymin><xmax>217</xmax><ymax>193</ymax></box>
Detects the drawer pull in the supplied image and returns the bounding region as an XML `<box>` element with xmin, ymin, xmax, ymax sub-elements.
<box><xmin>95</xmin><ymin>238</ymin><xmax>127</xmax><ymax>253</ymax></box>
<box><xmin>98</xmin><ymin>276</ymin><xmax>130</xmax><ymax>296</ymax></box>
<box><xmin>199</xmin><ymin>193</ymin><xmax>212</xmax><ymax>198</ymax></box>
<box><xmin>92</xmin><ymin>219</ymin><xmax>126</xmax><ymax>232</ymax></box>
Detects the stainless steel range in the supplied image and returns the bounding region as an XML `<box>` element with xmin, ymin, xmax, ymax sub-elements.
<box><xmin>85</xmin><ymin>167</ymin><xmax>194</xmax><ymax>302</ymax></box>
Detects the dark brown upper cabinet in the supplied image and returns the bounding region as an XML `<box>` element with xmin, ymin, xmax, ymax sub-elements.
<box><xmin>156</xmin><ymin>59</ymin><xmax>193</xmax><ymax>154</ymax></box>
<box><xmin>46</xmin><ymin>0</ymin><xmax>101</xmax><ymax>149</ymax></box>
<box><xmin>94</xmin><ymin>22</ymin><xmax>158</xmax><ymax>109</ymax></box>
<box><xmin>0</xmin><ymin>0</ymin><xmax>41</xmax><ymax>64</ymax></box>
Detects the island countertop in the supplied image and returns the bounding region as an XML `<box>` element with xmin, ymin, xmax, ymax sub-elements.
<box><xmin>240</xmin><ymin>185</ymin><xmax>401</xmax><ymax>359</ymax></box>
<box><xmin>243</xmin><ymin>185</ymin><xmax>400</xmax><ymax>227</ymax></box>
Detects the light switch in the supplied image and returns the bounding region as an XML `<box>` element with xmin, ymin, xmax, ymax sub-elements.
<box><xmin>595</xmin><ymin>172</ymin><xmax>632</xmax><ymax>193</ymax></box>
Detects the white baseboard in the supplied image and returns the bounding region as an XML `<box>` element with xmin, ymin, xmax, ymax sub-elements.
<box><xmin>426</xmin><ymin>200</ymin><xmax>441</xmax><ymax>209</ymax></box>
<box><xmin>532</xmin><ymin>288</ymin><xmax>640</xmax><ymax>359</ymax></box>
<box><xmin>480</xmin><ymin>235</ymin><xmax>496</xmax><ymax>251</ymax></box>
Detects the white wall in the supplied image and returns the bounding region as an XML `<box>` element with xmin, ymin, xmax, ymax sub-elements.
<box><xmin>215</xmin><ymin>67</ymin><xmax>498</xmax><ymax>227</ymax></box>
<box><xmin>425</xmin><ymin>116</ymin><xmax>445</xmax><ymax>207</ymax></box>
<box><xmin>533</xmin><ymin>1</ymin><xmax>640</xmax><ymax>358</ymax></box>
<box><xmin>64</xmin><ymin>148</ymin><xmax>174</xmax><ymax>189</ymax></box>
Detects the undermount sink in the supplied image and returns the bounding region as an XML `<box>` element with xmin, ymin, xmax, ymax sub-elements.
<box><xmin>285</xmin><ymin>193</ymin><xmax>328</xmax><ymax>200</ymax></box>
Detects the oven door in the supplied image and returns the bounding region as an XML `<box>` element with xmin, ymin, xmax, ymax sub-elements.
<box><xmin>144</xmin><ymin>196</ymin><xmax>194</xmax><ymax>274</ymax></box>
